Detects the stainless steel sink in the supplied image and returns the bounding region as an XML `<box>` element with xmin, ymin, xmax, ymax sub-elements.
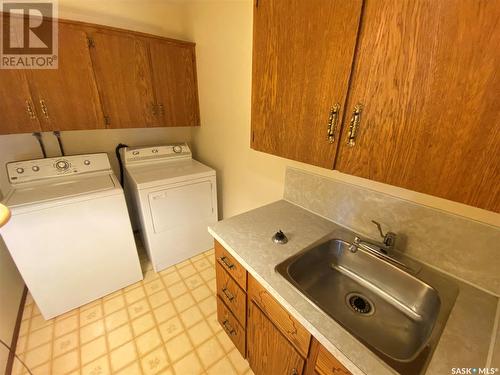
<box><xmin>275</xmin><ymin>228</ymin><xmax>458</xmax><ymax>375</ymax></box>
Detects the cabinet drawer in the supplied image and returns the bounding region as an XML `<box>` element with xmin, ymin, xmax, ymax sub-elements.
<box><xmin>248</xmin><ymin>274</ymin><xmax>311</xmax><ymax>358</ymax></box>
<box><xmin>216</xmin><ymin>262</ymin><xmax>246</xmax><ymax>326</ymax></box>
<box><xmin>217</xmin><ymin>296</ymin><xmax>246</xmax><ymax>357</ymax></box>
<box><xmin>215</xmin><ymin>240</ymin><xmax>247</xmax><ymax>289</ymax></box>
<box><xmin>316</xmin><ymin>345</ymin><xmax>351</xmax><ymax>375</ymax></box>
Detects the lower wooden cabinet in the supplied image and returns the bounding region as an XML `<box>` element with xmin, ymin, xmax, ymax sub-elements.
<box><xmin>214</xmin><ymin>240</ymin><xmax>352</xmax><ymax>375</ymax></box>
<box><xmin>314</xmin><ymin>344</ymin><xmax>351</xmax><ymax>375</ymax></box>
<box><xmin>216</xmin><ymin>296</ymin><xmax>246</xmax><ymax>356</ymax></box>
<box><xmin>247</xmin><ymin>301</ymin><xmax>305</xmax><ymax>375</ymax></box>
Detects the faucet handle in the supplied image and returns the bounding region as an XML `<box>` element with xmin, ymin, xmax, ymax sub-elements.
<box><xmin>371</xmin><ymin>220</ymin><xmax>386</xmax><ymax>238</ymax></box>
<box><xmin>371</xmin><ymin>220</ymin><xmax>397</xmax><ymax>248</ymax></box>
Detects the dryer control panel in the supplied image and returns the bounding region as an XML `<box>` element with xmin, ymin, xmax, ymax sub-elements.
<box><xmin>7</xmin><ymin>153</ymin><xmax>112</xmax><ymax>184</ymax></box>
<box><xmin>123</xmin><ymin>143</ymin><xmax>192</xmax><ymax>164</ymax></box>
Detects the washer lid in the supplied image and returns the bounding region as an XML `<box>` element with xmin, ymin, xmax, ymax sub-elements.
<box><xmin>126</xmin><ymin>159</ymin><xmax>215</xmax><ymax>189</ymax></box>
<box><xmin>4</xmin><ymin>174</ymin><xmax>117</xmax><ymax>208</ymax></box>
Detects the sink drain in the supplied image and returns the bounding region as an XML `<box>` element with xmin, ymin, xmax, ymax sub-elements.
<box><xmin>346</xmin><ymin>293</ymin><xmax>374</xmax><ymax>315</ymax></box>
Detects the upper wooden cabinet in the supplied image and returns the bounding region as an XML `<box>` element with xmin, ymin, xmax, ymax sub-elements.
<box><xmin>0</xmin><ymin>16</ymin><xmax>200</xmax><ymax>134</ymax></box>
<box><xmin>335</xmin><ymin>0</ymin><xmax>500</xmax><ymax>212</ymax></box>
<box><xmin>251</xmin><ymin>0</ymin><xmax>500</xmax><ymax>212</ymax></box>
<box><xmin>251</xmin><ymin>0</ymin><xmax>363</xmax><ymax>168</ymax></box>
<box><xmin>0</xmin><ymin>70</ymin><xmax>41</xmax><ymax>135</ymax></box>
<box><xmin>148</xmin><ymin>39</ymin><xmax>200</xmax><ymax>127</ymax></box>
<box><xmin>27</xmin><ymin>22</ymin><xmax>104</xmax><ymax>131</ymax></box>
<box><xmin>88</xmin><ymin>30</ymin><xmax>156</xmax><ymax>128</ymax></box>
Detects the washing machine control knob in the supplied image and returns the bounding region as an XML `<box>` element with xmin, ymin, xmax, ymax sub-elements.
<box><xmin>16</xmin><ymin>167</ymin><xmax>24</xmax><ymax>174</ymax></box>
<box><xmin>173</xmin><ymin>145</ymin><xmax>183</xmax><ymax>154</ymax></box>
<box><xmin>32</xmin><ymin>166</ymin><xmax>40</xmax><ymax>172</ymax></box>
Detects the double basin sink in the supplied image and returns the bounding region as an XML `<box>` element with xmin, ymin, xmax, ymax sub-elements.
<box><xmin>275</xmin><ymin>228</ymin><xmax>458</xmax><ymax>374</ymax></box>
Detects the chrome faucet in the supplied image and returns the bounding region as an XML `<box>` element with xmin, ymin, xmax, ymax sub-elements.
<box><xmin>348</xmin><ymin>220</ymin><xmax>397</xmax><ymax>255</ymax></box>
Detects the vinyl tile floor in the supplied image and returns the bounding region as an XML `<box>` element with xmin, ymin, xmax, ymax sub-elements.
<box><xmin>11</xmin><ymin>241</ymin><xmax>254</xmax><ymax>375</ymax></box>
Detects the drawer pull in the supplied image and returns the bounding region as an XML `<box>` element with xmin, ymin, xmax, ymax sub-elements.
<box><xmin>222</xmin><ymin>319</ymin><xmax>236</xmax><ymax>335</ymax></box>
<box><xmin>290</xmin><ymin>369</ymin><xmax>298</xmax><ymax>375</ymax></box>
<box><xmin>222</xmin><ymin>287</ymin><xmax>235</xmax><ymax>302</ymax></box>
<box><xmin>219</xmin><ymin>256</ymin><xmax>235</xmax><ymax>270</ymax></box>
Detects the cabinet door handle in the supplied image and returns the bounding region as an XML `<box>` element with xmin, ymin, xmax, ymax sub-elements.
<box><xmin>221</xmin><ymin>287</ymin><xmax>235</xmax><ymax>302</ymax></box>
<box><xmin>327</xmin><ymin>103</ymin><xmax>340</xmax><ymax>143</ymax></box>
<box><xmin>152</xmin><ymin>103</ymin><xmax>158</xmax><ymax>116</ymax></box>
<box><xmin>219</xmin><ymin>256</ymin><xmax>235</xmax><ymax>270</ymax></box>
<box><xmin>347</xmin><ymin>103</ymin><xmax>363</xmax><ymax>147</ymax></box>
<box><xmin>290</xmin><ymin>368</ymin><xmax>298</xmax><ymax>375</ymax></box>
<box><xmin>222</xmin><ymin>319</ymin><xmax>236</xmax><ymax>335</ymax></box>
<box><xmin>25</xmin><ymin>100</ymin><xmax>36</xmax><ymax>119</ymax></box>
<box><xmin>39</xmin><ymin>99</ymin><xmax>49</xmax><ymax>119</ymax></box>
<box><xmin>158</xmin><ymin>103</ymin><xmax>165</xmax><ymax>116</ymax></box>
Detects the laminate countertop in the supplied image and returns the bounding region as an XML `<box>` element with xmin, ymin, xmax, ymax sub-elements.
<box><xmin>208</xmin><ymin>200</ymin><xmax>500</xmax><ymax>375</ymax></box>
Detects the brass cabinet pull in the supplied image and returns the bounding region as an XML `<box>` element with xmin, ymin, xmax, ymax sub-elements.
<box><xmin>219</xmin><ymin>256</ymin><xmax>235</xmax><ymax>270</ymax></box>
<box><xmin>290</xmin><ymin>369</ymin><xmax>298</xmax><ymax>375</ymax></box>
<box><xmin>327</xmin><ymin>103</ymin><xmax>340</xmax><ymax>143</ymax></box>
<box><xmin>158</xmin><ymin>103</ymin><xmax>165</xmax><ymax>116</ymax></box>
<box><xmin>152</xmin><ymin>103</ymin><xmax>158</xmax><ymax>116</ymax></box>
<box><xmin>222</xmin><ymin>319</ymin><xmax>236</xmax><ymax>336</ymax></box>
<box><xmin>347</xmin><ymin>103</ymin><xmax>363</xmax><ymax>147</ymax></box>
<box><xmin>221</xmin><ymin>287</ymin><xmax>235</xmax><ymax>302</ymax></box>
<box><xmin>25</xmin><ymin>100</ymin><xmax>36</xmax><ymax>119</ymax></box>
<box><xmin>39</xmin><ymin>99</ymin><xmax>49</xmax><ymax>119</ymax></box>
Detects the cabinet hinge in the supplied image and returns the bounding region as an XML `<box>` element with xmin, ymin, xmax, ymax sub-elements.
<box><xmin>104</xmin><ymin>115</ymin><xmax>111</xmax><ymax>126</ymax></box>
<box><xmin>87</xmin><ymin>37</ymin><xmax>95</xmax><ymax>48</ymax></box>
<box><xmin>255</xmin><ymin>0</ymin><xmax>259</xmax><ymax>8</ymax></box>
<box><xmin>252</xmin><ymin>131</ymin><xmax>255</xmax><ymax>143</ymax></box>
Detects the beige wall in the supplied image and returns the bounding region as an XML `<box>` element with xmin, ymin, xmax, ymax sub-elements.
<box><xmin>186</xmin><ymin>0</ymin><xmax>500</xmax><ymax>228</ymax></box>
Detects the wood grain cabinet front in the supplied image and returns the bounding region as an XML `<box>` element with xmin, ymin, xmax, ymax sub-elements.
<box><xmin>0</xmin><ymin>15</ymin><xmax>200</xmax><ymax>133</ymax></box>
<box><xmin>250</xmin><ymin>0</ymin><xmax>500</xmax><ymax>212</ymax></box>
<box><xmin>216</xmin><ymin>262</ymin><xmax>246</xmax><ymax>326</ymax></box>
<box><xmin>214</xmin><ymin>240</ymin><xmax>247</xmax><ymax>290</ymax></box>
<box><xmin>217</xmin><ymin>296</ymin><xmax>246</xmax><ymax>357</ymax></box>
<box><xmin>315</xmin><ymin>344</ymin><xmax>351</xmax><ymax>375</ymax></box>
<box><xmin>247</xmin><ymin>301</ymin><xmax>305</xmax><ymax>375</ymax></box>
<box><xmin>27</xmin><ymin>21</ymin><xmax>104</xmax><ymax>131</ymax></box>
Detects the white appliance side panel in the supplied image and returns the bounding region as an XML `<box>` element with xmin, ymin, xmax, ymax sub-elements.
<box><xmin>139</xmin><ymin>177</ymin><xmax>217</xmax><ymax>272</ymax></box>
<box><xmin>148</xmin><ymin>180</ymin><xmax>214</xmax><ymax>234</ymax></box>
<box><xmin>0</xmin><ymin>194</ymin><xmax>143</xmax><ymax>319</ymax></box>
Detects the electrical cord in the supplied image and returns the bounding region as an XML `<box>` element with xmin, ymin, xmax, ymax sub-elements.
<box><xmin>115</xmin><ymin>143</ymin><xmax>129</xmax><ymax>187</ymax></box>
<box><xmin>32</xmin><ymin>132</ymin><xmax>46</xmax><ymax>158</ymax></box>
<box><xmin>0</xmin><ymin>338</ymin><xmax>33</xmax><ymax>375</ymax></box>
<box><xmin>53</xmin><ymin>131</ymin><xmax>65</xmax><ymax>156</ymax></box>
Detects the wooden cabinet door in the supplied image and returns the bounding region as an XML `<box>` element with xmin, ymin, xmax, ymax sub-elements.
<box><xmin>251</xmin><ymin>0</ymin><xmax>363</xmax><ymax>168</ymax></box>
<box><xmin>27</xmin><ymin>22</ymin><xmax>104</xmax><ymax>131</ymax></box>
<box><xmin>0</xmin><ymin>70</ymin><xmax>41</xmax><ymax>134</ymax></box>
<box><xmin>148</xmin><ymin>40</ymin><xmax>200</xmax><ymax>127</ymax></box>
<box><xmin>336</xmin><ymin>0</ymin><xmax>500</xmax><ymax>212</ymax></box>
<box><xmin>247</xmin><ymin>301</ymin><xmax>305</xmax><ymax>375</ymax></box>
<box><xmin>89</xmin><ymin>30</ymin><xmax>156</xmax><ymax>128</ymax></box>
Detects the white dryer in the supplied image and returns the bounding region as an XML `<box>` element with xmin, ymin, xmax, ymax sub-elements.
<box><xmin>122</xmin><ymin>144</ymin><xmax>218</xmax><ymax>272</ymax></box>
<box><xmin>0</xmin><ymin>153</ymin><xmax>143</xmax><ymax>319</ymax></box>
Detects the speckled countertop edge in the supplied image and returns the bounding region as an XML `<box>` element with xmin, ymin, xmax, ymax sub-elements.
<box><xmin>208</xmin><ymin>200</ymin><xmax>499</xmax><ymax>375</ymax></box>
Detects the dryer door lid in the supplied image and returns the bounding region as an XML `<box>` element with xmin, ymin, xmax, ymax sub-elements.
<box><xmin>148</xmin><ymin>180</ymin><xmax>214</xmax><ymax>233</ymax></box>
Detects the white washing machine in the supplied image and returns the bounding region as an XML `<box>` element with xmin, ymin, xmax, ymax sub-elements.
<box><xmin>122</xmin><ymin>144</ymin><xmax>218</xmax><ymax>272</ymax></box>
<box><xmin>0</xmin><ymin>153</ymin><xmax>143</xmax><ymax>319</ymax></box>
